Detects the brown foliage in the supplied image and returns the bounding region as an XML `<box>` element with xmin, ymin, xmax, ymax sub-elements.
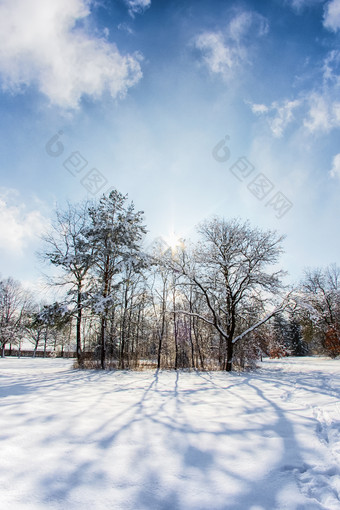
<box><xmin>324</xmin><ymin>327</ymin><xmax>340</xmax><ymax>358</ymax></box>
<box><xmin>269</xmin><ymin>345</ymin><xmax>289</xmax><ymax>359</ymax></box>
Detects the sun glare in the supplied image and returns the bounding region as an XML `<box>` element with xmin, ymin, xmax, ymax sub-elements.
<box><xmin>164</xmin><ymin>232</ymin><xmax>182</xmax><ymax>253</ymax></box>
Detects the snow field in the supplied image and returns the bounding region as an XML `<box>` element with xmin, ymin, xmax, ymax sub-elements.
<box><xmin>0</xmin><ymin>357</ymin><xmax>339</xmax><ymax>509</ymax></box>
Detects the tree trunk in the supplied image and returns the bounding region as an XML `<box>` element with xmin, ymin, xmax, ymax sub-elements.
<box><xmin>33</xmin><ymin>333</ymin><xmax>40</xmax><ymax>358</ymax></box>
<box><xmin>100</xmin><ymin>316</ymin><xmax>106</xmax><ymax>370</ymax></box>
<box><xmin>157</xmin><ymin>330</ymin><xmax>163</xmax><ymax>370</ymax></box>
<box><xmin>100</xmin><ymin>262</ymin><xmax>111</xmax><ymax>370</ymax></box>
<box><xmin>189</xmin><ymin>318</ymin><xmax>195</xmax><ymax>369</ymax></box>
<box><xmin>157</xmin><ymin>282</ymin><xmax>167</xmax><ymax>370</ymax></box>
<box><xmin>193</xmin><ymin>321</ymin><xmax>205</xmax><ymax>370</ymax></box>
<box><xmin>43</xmin><ymin>328</ymin><xmax>48</xmax><ymax>358</ymax></box>
<box><xmin>174</xmin><ymin>324</ymin><xmax>179</xmax><ymax>369</ymax></box>
<box><xmin>173</xmin><ymin>289</ymin><xmax>178</xmax><ymax>370</ymax></box>
<box><xmin>120</xmin><ymin>321</ymin><xmax>126</xmax><ymax>369</ymax></box>
<box><xmin>120</xmin><ymin>284</ymin><xmax>129</xmax><ymax>369</ymax></box>
<box><xmin>76</xmin><ymin>285</ymin><xmax>83</xmax><ymax>367</ymax></box>
<box><xmin>135</xmin><ymin>304</ymin><xmax>142</xmax><ymax>368</ymax></box>
<box><xmin>188</xmin><ymin>291</ymin><xmax>195</xmax><ymax>369</ymax></box>
<box><xmin>226</xmin><ymin>337</ymin><xmax>233</xmax><ymax>372</ymax></box>
<box><xmin>126</xmin><ymin>305</ymin><xmax>133</xmax><ymax>368</ymax></box>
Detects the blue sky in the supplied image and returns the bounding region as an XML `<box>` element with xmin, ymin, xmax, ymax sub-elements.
<box><xmin>0</xmin><ymin>0</ymin><xmax>340</xmax><ymax>293</ymax></box>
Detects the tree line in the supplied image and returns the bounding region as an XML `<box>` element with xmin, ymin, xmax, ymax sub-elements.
<box><xmin>1</xmin><ymin>189</ymin><xmax>339</xmax><ymax>370</ymax></box>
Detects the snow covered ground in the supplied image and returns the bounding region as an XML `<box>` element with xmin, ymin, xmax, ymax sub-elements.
<box><xmin>0</xmin><ymin>357</ymin><xmax>339</xmax><ymax>510</ymax></box>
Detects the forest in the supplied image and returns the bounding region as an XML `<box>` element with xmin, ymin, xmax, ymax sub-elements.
<box><xmin>1</xmin><ymin>189</ymin><xmax>339</xmax><ymax>371</ymax></box>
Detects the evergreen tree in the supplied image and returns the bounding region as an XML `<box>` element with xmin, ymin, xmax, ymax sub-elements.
<box><xmin>86</xmin><ymin>190</ymin><xmax>147</xmax><ymax>369</ymax></box>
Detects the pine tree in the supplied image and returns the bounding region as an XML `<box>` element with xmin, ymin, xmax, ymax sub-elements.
<box><xmin>86</xmin><ymin>190</ymin><xmax>146</xmax><ymax>369</ymax></box>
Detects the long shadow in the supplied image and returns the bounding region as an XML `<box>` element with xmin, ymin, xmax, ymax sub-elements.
<box><xmin>128</xmin><ymin>370</ymin><xmax>311</xmax><ymax>509</ymax></box>
<box><xmin>133</xmin><ymin>368</ymin><xmax>331</xmax><ymax>509</ymax></box>
<box><xmin>222</xmin><ymin>373</ymin><xmax>312</xmax><ymax>510</ymax></box>
<box><xmin>2</xmin><ymin>360</ymin><xmax>337</xmax><ymax>509</ymax></box>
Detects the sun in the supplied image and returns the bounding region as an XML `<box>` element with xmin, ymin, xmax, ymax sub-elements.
<box><xmin>163</xmin><ymin>232</ymin><xmax>182</xmax><ymax>253</ymax></box>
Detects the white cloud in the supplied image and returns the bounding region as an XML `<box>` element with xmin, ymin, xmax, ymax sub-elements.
<box><xmin>303</xmin><ymin>50</ymin><xmax>340</xmax><ymax>132</ymax></box>
<box><xmin>194</xmin><ymin>10</ymin><xmax>268</xmax><ymax>80</ymax></box>
<box><xmin>330</xmin><ymin>153</ymin><xmax>340</xmax><ymax>179</ymax></box>
<box><xmin>124</xmin><ymin>0</ymin><xmax>151</xmax><ymax>16</ymax></box>
<box><xmin>270</xmin><ymin>100</ymin><xmax>301</xmax><ymax>137</ymax></box>
<box><xmin>0</xmin><ymin>0</ymin><xmax>142</xmax><ymax>109</ymax></box>
<box><xmin>250</xmin><ymin>93</ymin><xmax>340</xmax><ymax>136</ymax></box>
<box><xmin>249</xmin><ymin>48</ymin><xmax>340</xmax><ymax>136</ymax></box>
<box><xmin>323</xmin><ymin>0</ymin><xmax>340</xmax><ymax>32</ymax></box>
<box><xmin>289</xmin><ymin>0</ymin><xmax>340</xmax><ymax>33</ymax></box>
<box><xmin>333</xmin><ymin>102</ymin><xmax>340</xmax><ymax>121</ymax></box>
<box><xmin>286</xmin><ymin>0</ymin><xmax>324</xmax><ymax>13</ymax></box>
<box><xmin>251</xmin><ymin>103</ymin><xmax>269</xmax><ymax>114</ymax></box>
<box><xmin>0</xmin><ymin>189</ymin><xmax>48</xmax><ymax>255</ymax></box>
<box><xmin>249</xmin><ymin>99</ymin><xmax>301</xmax><ymax>137</ymax></box>
<box><xmin>195</xmin><ymin>32</ymin><xmax>238</xmax><ymax>77</ymax></box>
<box><xmin>323</xmin><ymin>50</ymin><xmax>340</xmax><ymax>85</ymax></box>
<box><xmin>303</xmin><ymin>94</ymin><xmax>330</xmax><ymax>132</ymax></box>
<box><xmin>228</xmin><ymin>11</ymin><xmax>269</xmax><ymax>41</ymax></box>
<box><xmin>304</xmin><ymin>93</ymin><xmax>340</xmax><ymax>132</ymax></box>
<box><xmin>118</xmin><ymin>23</ymin><xmax>134</xmax><ymax>35</ymax></box>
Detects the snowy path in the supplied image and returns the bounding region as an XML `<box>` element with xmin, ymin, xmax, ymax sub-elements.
<box><xmin>0</xmin><ymin>357</ymin><xmax>339</xmax><ymax>510</ymax></box>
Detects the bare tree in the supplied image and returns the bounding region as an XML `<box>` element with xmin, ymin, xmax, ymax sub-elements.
<box><xmin>0</xmin><ymin>277</ymin><xmax>30</xmax><ymax>357</ymax></box>
<box><xmin>40</xmin><ymin>201</ymin><xmax>94</xmax><ymax>366</ymax></box>
<box><xmin>298</xmin><ymin>264</ymin><xmax>340</xmax><ymax>356</ymax></box>
<box><xmin>166</xmin><ymin>218</ymin><xmax>287</xmax><ymax>371</ymax></box>
<box><xmin>25</xmin><ymin>303</ymin><xmax>48</xmax><ymax>357</ymax></box>
<box><xmin>147</xmin><ymin>267</ymin><xmax>169</xmax><ymax>370</ymax></box>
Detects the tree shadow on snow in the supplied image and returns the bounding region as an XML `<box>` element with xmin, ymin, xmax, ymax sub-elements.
<box><xmin>4</xmin><ymin>362</ymin><xmax>335</xmax><ymax>509</ymax></box>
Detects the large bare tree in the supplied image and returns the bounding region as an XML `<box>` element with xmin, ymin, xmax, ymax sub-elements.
<box><xmin>166</xmin><ymin>218</ymin><xmax>287</xmax><ymax>371</ymax></box>
<box><xmin>41</xmin><ymin>201</ymin><xmax>94</xmax><ymax>366</ymax></box>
